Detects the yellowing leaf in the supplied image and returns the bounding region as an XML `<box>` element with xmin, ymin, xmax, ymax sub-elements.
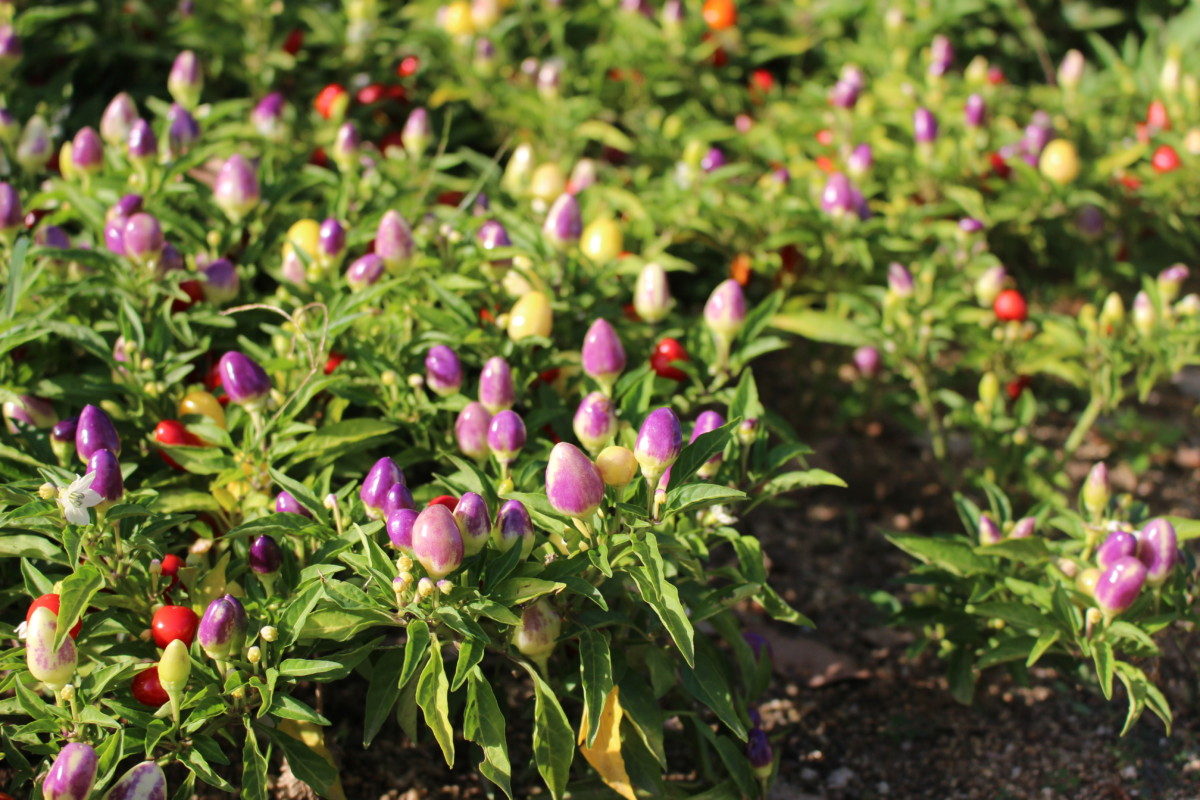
<box><xmin>577</xmin><ymin>687</ymin><xmax>636</xmax><ymax>800</ymax></box>
<box><xmin>278</xmin><ymin>720</ymin><xmax>348</xmax><ymax>800</ymax></box>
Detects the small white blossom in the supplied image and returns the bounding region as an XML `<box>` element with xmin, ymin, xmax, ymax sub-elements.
<box><xmin>57</xmin><ymin>471</ymin><xmax>101</xmax><ymax>526</ymax></box>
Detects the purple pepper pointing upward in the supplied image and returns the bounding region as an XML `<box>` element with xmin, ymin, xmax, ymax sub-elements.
<box><xmin>545</xmin><ymin>442</ymin><xmax>605</xmax><ymax>518</ymax></box>
<box><xmin>213</xmin><ymin>154</ymin><xmax>260</xmax><ymax>222</ymax></box>
<box><xmin>249</xmin><ymin>534</ymin><xmax>283</xmax><ymax>574</ymax></box>
<box><xmin>43</xmin><ymin>742</ymin><xmax>99</xmax><ymax>800</ymax></box>
<box><xmin>634</xmin><ymin>407</ymin><xmax>683</xmax><ymax>483</ymax></box>
<box><xmin>198</xmin><ymin>594</ymin><xmax>247</xmax><ymax>660</ymax></box>
<box><xmin>1136</xmin><ymin>518</ymin><xmax>1177</xmax><ymax>586</ymax></box>
<box><xmin>454</xmin><ymin>491</ymin><xmax>491</xmax><ymax>556</ymax></box>
<box><xmin>581</xmin><ymin>318</ymin><xmax>626</xmax><ymax>393</ymax></box>
<box><xmin>424</xmin><ymin>345</ymin><xmax>463</xmax><ymax>397</ymax></box>
<box><xmin>1094</xmin><ymin>556</ymin><xmax>1147</xmax><ymax>618</ymax></box>
<box><xmin>218</xmin><ymin>351</ymin><xmax>271</xmax><ymax>407</ymax></box>
<box><xmin>76</xmin><ymin>404</ymin><xmax>120</xmax><ymax>462</ymax></box>
<box><xmin>479</xmin><ymin>356</ymin><xmax>515</xmax><ymax>413</ymax></box>
<box><xmin>412</xmin><ymin>504</ymin><xmax>465</xmax><ymax>578</ymax></box>
<box><xmin>543</xmin><ymin>193</ymin><xmax>581</xmax><ymax>248</ymax></box>
<box><xmin>360</xmin><ymin>457</ymin><xmax>404</xmax><ymax>519</ymax></box>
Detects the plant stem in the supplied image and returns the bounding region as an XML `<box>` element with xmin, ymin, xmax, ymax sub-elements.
<box><xmin>908</xmin><ymin>362</ymin><xmax>946</xmax><ymax>463</ymax></box>
<box><xmin>1064</xmin><ymin>394</ymin><xmax>1104</xmax><ymax>458</ymax></box>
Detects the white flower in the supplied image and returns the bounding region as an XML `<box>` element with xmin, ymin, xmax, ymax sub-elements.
<box><xmin>57</xmin><ymin>471</ymin><xmax>101</xmax><ymax>526</ymax></box>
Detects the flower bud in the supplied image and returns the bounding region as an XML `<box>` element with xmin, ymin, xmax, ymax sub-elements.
<box><xmin>157</xmin><ymin>638</ymin><xmax>191</xmax><ymax>693</ymax></box>
<box><xmin>488</xmin><ymin>410</ymin><xmax>526</xmax><ymax>465</ymax></box>
<box><xmin>543</xmin><ymin>193</ymin><xmax>581</xmax><ymax>248</ymax></box>
<box><xmin>634</xmin><ymin>407</ymin><xmax>683</xmax><ymax>483</ymax></box>
<box><xmin>479</xmin><ymin>356</ymin><xmax>515</xmax><ymax>413</ymax></box>
<box><xmin>1136</xmin><ymin>518</ymin><xmax>1177</xmax><ymax>586</ymax></box>
<box><xmin>454</xmin><ymin>491</ymin><xmax>491</xmax><ymax>556</ymax></box>
<box><xmin>218</xmin><ymin>351</ymin><xmax>271</xmax><ymax>406</ymax></box>
<box><xmin>76</xmin><ymin>404</ymin><xmax>120</xmax><ymax>462</ymax></box>
<box><xmin>964</xmin><ymin>93</ymin><xmax>986</xmax><ymax>128</ymax></box>
<box><xmin>3</xmin><ymin>394</ymin><xmax>56</xmax><ymax>433</ymax></box>
<box><xmin>252</xmin><ymin>92</ymin><xmax>286</xmax><ymax>139</ymax></box>
<box><xmin>546</xmin><ymin>442</ymin><xmax>605</xmax><ymax>518</ymax></box>
<box><xmin>166</xmin><ymin>104</ymin><xmax>200</xmax><ymax>157</ymax></box>
<box><xmin>213</xmin><ymin>154</ymin><xmax>260</xmax><ymax>222</ymax></box>
<box><xmin>494</xmin><ymin>499</ymin><xmax>534</xmax><ymax>554</ymax></box>
<box><xmin>852</xmin><ymin>346</ymin><xmax>881</xmax><ymax>379</ymax></box>
<box><xmin>26</xmin><ymin>606</ymin><xmax>76</xmax><ymax>689</ymax></box>
<box><xmin>455</xmin><ymin>402</ymin><xmax>492</xmax><ymax>460</ymax></box>
<box><xmin>88</xmin><ymin>449</ymin><xmax>123</xmax><ymax>504</ymax></box>
<box><xmin>249</xmin><ymin>534</ymin><xmax>283</xmax><ymax>574</ymax></box>
<box><xmin>71</xmin><ymin>127</ymin><xmax>103</xmax><ymax>174</ymax></box>
<box><xmin>127</xmin><ymin>118</ymin><xmax>157</xmax><ymax>162</ymax></box>
<box><xmin>1157</xmin><ymin>264</ymin><xmax>1189</xmax><ymax>303</ymax></box>
<box><xmin>387</xmin><ymin>508</ymin><xmax>419</xmax><ymax>551</ymax></box>
<box><xmin>375</xmin><ymin>210</ymin><xmax>414</xmax><ymax>269</ymax></box>
<box><xmin>197</xmin><ymin>594</ymin><xmax>247</xmax><ymax>661</ymax></box>
<box><xmin>260</xmin><ymin>625</ymin><xmax>278</xmax><ymax>642</ymax></box>
<box><xmin>1094</xmin><ymin>556</ymin><xmax>1146</xmax><ymax>617</ymax></box>
<box><xmin>691</xmin><ymin>409</ymin><xmax>726</xmax><ymax>478</ymax></box>
<box><xmin>573</xmin><ymin>392</ymin><xmax>617</xmax><ymax>454</ymax></box>
<box><xmin>978</xmin><ymin>514</ymin><xmax>1002</xmax><ymax>545</ymax></box>
<box><xmin>43</xmin><ymin>742</ymin><xmax>98</xmax><ymax>800</ymax></box>
<box><xmin>401</xmin><ymin>107</ymin><xmax>430</xmax><ymax>157</ymax></box>
<box><xmin>1097</xmin><ymin>530</ymin><xmax>1137</xmax><ymax>569</ymax></box>
<box><xmin>1009</xmin><ymin>517</ymin><xmax>1036</xmax><ymax>539</ymax></box>
<box><xmin>101</xmin><ymin>93</ymin><xmax>138</xmax><ymax>146</ymax></box>
<box><xmin>274</xmin><ymin>491</ymin><xmax>311</xmax><ymax>517</ymax></box>
<box><xmin>736</xmin><ymin>418</ymin><xmax>759</xmax><ymax>446</ymax></box>
<box><xmin>746</xmin><ymin>728</ymin><xmax>773</xmax><ymax>779</ymax></box>
<box><xmin>412</xmin><ymin>504</ymin><xmax>465</xmax><ymax>578</ymax></box>
<box><xmin>361</xmin><ymin>457</ymin><xmax>404</xmax><ymax>519</ymax></box>
<box><xmin>704</xmin><ymin>279</ymin><xmax>748</xmax><ymax>338</ymax></box>
<box><xmin>913</xmin><ymin>107</ymin><xmax>938</xmax><ymax>143</ymax></box>
<box><xmin>507</xmin><ymin>291</ymin><xmax>553</xmax><ymax>341</ymax></box>
<box><xmin>1132</xmin><ymin>291</ymin><xmax>1156</xmax><ymax>336</ymax></box>
<box><xmin>1082</xmin><ymin>462</ymin><xmax>1110</xmax><ymax>518</ymax></box>
<box><xmin>514</xmin><ymin>599</ymin><xmax>561</xmax><ymax>665</ymax></box>
<box><xmin>581</xmin><ymin>318</ymin><xmax>626</xmax><ymax>391</ymax></box>
<box><xmin>502</xmin><ymin>142</ymin><xmax>535</xmax><ymax>194</ymax></box>
<box><xmin>103</xmin><ymin>761</ymin><xmax>167</xmax><ymax>800</ymax></box>
<box><xmin>168</xmin><ymin>50</ymin><xmax>202</xmax><ymax>108</ymax></box>
<box><xmin>634</xmin><ymin>262</ymin><xmax>673</xmax><ymax>322</ymax></box>
<box><xmin>16</xmin><ymin>115</ymin><xmax>51</xmax><ymax>172</ymax></box>
<box><xmin>200</xmin><ymin>258</ymin><xmax>239</xmax><ymax>304</ymax></box>
<box><xmin>424</xmin><ymin>345</ymin><xmax>463</xmax><ymax>396</ymax></box>
<box><xmin>247</xmin><ymin>645</ymin><xmax>262</xmax><ymax>663</ymax></box>
<box><xmin>417</xmin><ymin>576</ymin><xmax>435</xmax><ymax>598</ymax></box>
<box><xmin>1058</xmin><ymin>49</ymin><xmax>1084</xmax><ymax>89</ymax></box>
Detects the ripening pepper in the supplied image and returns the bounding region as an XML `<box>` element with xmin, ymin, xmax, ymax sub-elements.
<box><xmin>545</xmin><ymin>442</ymin><xmax>605</xmax><ymax>518</ymax></box>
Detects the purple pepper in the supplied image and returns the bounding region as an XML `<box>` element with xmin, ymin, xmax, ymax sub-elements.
<box><xmin>959</xmin><ymin>217</ymin><xmax>984</xmax><ymax>234</ymax></box>
<box><xmin>634</xmin><ymin>407</ymin><xmax>683</xmax><ymax>482</ymax></box>
<box><xmin>252</xmin><ymin>92</ymin><xmax>286</xmax><ymax>138</ymax></box>
<box><xmin>249</xmin><ymin>534</ymin><xmax>283</xmax><ymax>574</ymax></box>
<box><xmin>691</xmin><ymin>409</ymin><xmax>726</xmax><ymax>477</ymax></box>
<box><xmin>101</xmin><ymin>92</ymin><xmax>138</xmax><ymax>145</ymax></box>
<box><xmin>43</xmin><ymin>741</ymin><xmax>99</xmax><ymax>800</ymax></box>
<box><xmin>37</xmin><ymin>225</ymin><xmax>70</xmax><ymax>250</ymax></box>
<box><xmin>0</xmin><ymin>25</ymin><xmax>21</xmax><ymax>63</ymax></box>
<box><xmin>318</xmin><ymin>218</ymin><xmax>346</xmax><ymax>261</ymax></box>
<box><xmin>274</xmin><ymin>490</ymin><xmax>311</xmax><ymax>517</ymax></box>
<box><xmin>887</xmin><ymin>262</ymin><xmax>914</xmax><ymax>297</ymax></box>
<box><xmin>387</xmin><ymin>508</ymin><xmax>419</xmax><ymax>551</ymax></box>
<box><xmin>160</xmin><ymin>242</ymin><xmax>183</xmax><ymax>274</ymax></box>
<box><xmin>964</xmin><ymin>93</ymin><xmax>986</xmax><ymax>128</ymax></box>
<box><xmin>704</xmin><ymin>279</ymin><xmax>748</xmax><ymax>338</ymax></box>
<box><xmin>412</xmin><ymin>504</ymin><xmax>465</xmax><ymax>578</ymax></box>
<box><xmin>375</xmin><ymin>210</ymin><xmax>414</xmax><ymax>269</ymax></box>
<box><xmin>853</xmin><ymin>345</ymin><xmax>881</xmax><ymax>378</ymax></box>
<box><xmin>545</xmin><ymin>442</ymin><xmax>605</xmax><ymax>518</ymax></box>
<box><xmin>479</xmin><ymin>356</ymin><xmax>515</xmax><ymax>413</ymax></box>
<box><xmin>201</xmin><ymin>258</ymin><xmax>239</xmax><ymax>303</ymax></box>
<box><xmin>846</xmin><ymin>143</ymin><xmax>873</xmax><ymax>175</ymax></box>
<box><xmin>454</xmin><ymin>491</ymin><xmax>491</xmax><ymax>556</ymax></box>
<box><xmin>332</xmin><ymin>122</ymin><xmax>360</xmax><ymax>167</ymax></box>
<box><xmin>1096</xmin><ymin>530</ymin><xmax>1137</xmax><ymax>570</ymax></box>
<box><xmin>700</xmin><ymin>147</ymin><xmax>727</xmax><ymax>173</ymax></box>
<box><xmin>385</xmin><ymin>482</ymin><xmax>415</xmax><ymax>515</ymax></box>
<box><xmin>581</xmin><ymin>318</ymin><xmax>626</xmax><ymax>391</ymax></box>
<box><xmin>1094</xmin><ymin>556</ymin><xmax>1147</xmax><ymax>617</ymax></box>
<box><xmin>88</xmin><ymin>448</ymin><xmax>123</xmax><ymax>503</ymax></box>
<box><xmin>76</xmin><ymin>404</ymin><xmax>120</xmax><ymax>462</ymax></box>
<box><xmin>168</xmin><ymin>50</ymin><xmax>202</xmax><ymax>107</ymax></box>
<box><xmin>0</xmin><ymin>182</ymin><xmax>21</xmax><ymax>230</ymax></box>
<box><xmin>71</xmin><ymin>127</ymin><xmax>103</xmax><ymax>173</ymax></box>
<box><xmin>424</xmin><ymin>345</ymin><xmax>463</xmax><ymax>397</ymax></box>
<box><xmin>361</xmin><ymin>457</ymin><xmax>404</xmax><ymax>519</ymax></box>
<box><xmin>477</xmin><ymin>219</ymin><xmax>513</xmax><ymax>266</ymax></box>
<box><xmin>1075</xmin><ymin>206</ymin><xmax>1105</xmax><ymax>240</ymax></box>
<box><xmin>2</xmin><ymin>394</ymin><xmax>56</xmax><ymax>432</ymax></box>
<box><xmin>52</xmin><ymin>416</ymin><xmax>79</xmax><ymax>444</ymax></box>
<box><xmin>743</xmin><ymin>631</ymin><xmax>773</xmax><ymax>661</ymax></box>
<box><xmin>746</xmin><ymin>728</ymin><xmax>773</xmax><ymax>777</ymax></box>
<box><xmin>213</xmin><ymin>154</ymin><xmax>260</xmax><ymax>221</ymax></box>
<box><xmin>928</xmin><ymin>34</ymin><xmax>954</xmax><ymax>77</ymax></box>
<box><xmin>401</xmin><ymin>107</ymin><xmax>430</xmax><ymax>156</ymax></box>
<box><xmin>1136</xmin><ymin>518</ymin><xmax>1177</xmax><ymax>586</ymax></box>
<box><xmin>346</xmin><ymin>253</ymin><xmax>385</xmax><ymax>290</ymax></box>
<box><xmin>218</xmin><ymin>351</ymin><xmax>271</xmax><ymax>406</ymax></box>
<box><xmin>166</xmin><ymin>104</ymin><xmax>200</xmax><ymax>155</ymax></box>
<box><xmin>543</xmin><ymin>193</ymin><xmax>582</xmax><ymax>247</ymax></box>
<box><xmin>1010</xmin><ymin>517</ymin><xmax>1036</xmax><ymax>539</ymax></box>
<box><xmin>102</xmin><ymin>761</ymin><xmax>167</xmax><ymax>800</ymax></box>
<box><xmin>197</xmin><ymin>594</ymin><xmax>247</xmax><ymax>660</ymax></box>
<box><xmin>820</xmin><ymin>172</ymin><xmax>863</xmax><ymax>218</ymax></box>
<box><xmin>914</xmin><ymin>107</ymin><xmax>939</xmax><ymax>144</ymax></box>
<box><xmin>978</xmin><ymin>514</ymin><xmax>1002</xmax><ymax>545</ymax></box>
<box><xmin>573</xmin><ymin>392</ymin><xmax>618</xmax><ymax>454</ymax></box>
<box><xmin>127</xmin><ymin>118</ymin><xmax>157</xmax><ymax>161</ymax></box>
<box><xmin>487</xmin><ymin>409</ymin><xmax>527</xmax><ymax>464</ymax></box>
<box><xmin>455</xmin><ymin>401</ymin><xmax>492</xmax><ymax>460</ymax></box>
<box><xmin>494</xmin><ymin>499</ymin><xmax>533</xmax><ymax>554</ymax></box>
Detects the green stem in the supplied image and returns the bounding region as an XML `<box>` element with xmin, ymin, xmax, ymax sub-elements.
<box><xmin>908</xmin><ymin>362</ymin><xmax>946</xmax><ymax>463</ymax></box>
<box><xmin>1064</xmin><ymin>394</ymin><xmax>1105</xmax><ymax>458</ymax></box>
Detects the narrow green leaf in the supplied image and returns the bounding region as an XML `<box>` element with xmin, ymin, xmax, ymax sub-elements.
<box><xmin>464</xmin><ymin>668</ymin><xmax>513</xmax><ymax>799</ymax></box>
<box><xmin>521</xmin><ymin>662</ymin><xmax>574</xmax><ymax>800</ymax></box>
<box><xmin>416</xmin><ymin>636</ymin><xmax>455</xmax><ymax>766</ymax></box>
<box><xmin>578</xmin><ymin>629</ymin><xmax>614</xmax><ymax>748</ymax></box>
<box><xmin>363</xmin><ymin>648</ymin><xmax>406</xmax><ymax>747</ymax></box>
<box><xmin>55</xmin><ymin>564</ymin><xmax>103</xmax><ymax>650</ymax></box>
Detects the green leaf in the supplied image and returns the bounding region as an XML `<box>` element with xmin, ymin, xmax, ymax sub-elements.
<box><xmin>451</xmin><ymin>638</ymin><xmax>485</xmax><ymax>692</ymax></box>
<box><xmin>770</xmin><ymin>308</ymin><xmax>868</xmax><ymax>346</ymax></box>
<box><xmin>728</xmin><ymin>370</ymin><xmax>763</xmax><ymax>425</ymax></box>
<box><xmin>1093</xmin><ymin>640</ymin><xmax>1114</xmax><ymax>700</ymax></box>
<box><xmin>265</xmin><ymin>726</ymin><xmax>337</xmax><ymax>797</ymax></box>
<box><xmin>416</xmin><ymin>636</ymin><xmax>455</xmax><ymax>766</ymax></box>
<box><xmin>180</xmin><ymin>746</ymin><xmax>234</xmax><ymax>792</ymax></box>
<box><xmin>579</xmin><ymin>629</ymin><xmax>614</xmax><ymax>748</ymax></box>
<box><xmin>464</xmin><ymin>668</ymin><xmax>513</xmax><ymax>799</ymax></box>
<box><xmin>760</xmin><ymin>468</ymin><xmax>846</xmax><ymax>494</ymax></box>
<box><xmin>363</xmin><ymin>648</ymin><xmax>406</xmax><ymax>747</ymax></box>
<box><xmin>887</xmin><ymin>533</ymin><xmax>990</xmax><ymax>577</ymax></box>
<box><xmin>278</xmin><ymin>659</ymin><xmax>346</xmax><ymax>679</ymax></box>
<box><xmin>0</xmin><ymin>534</ymin><xmax>61</xmax><ymax>560</ymax></box>
<box><xmin>664</xmin><ymin>483</ymin><xmax>746</xmax><ymax>516</ymax></box>
<box><xmin>290</xmin><ymin>418</ymin><xmax>399</xmax><ymax>463</ymax></box>
<box><xmin>680</xmin><ymin>637</ymin><xmax>747</xmax><ymax>741</ymax></box>
<box><xmin>1026</xmin><ymin>630</ymin><xmax>1060</xmax><ymax>668</ymax></box>
<box><xmin>522</xmin><ymin>662</ymin><xmax>575</xmax><ymax>800</ymax></box>
<box><xmin>668</xmin><ymin>422</ymin><xmax>737</xmax><ymax>490</ymax></box>
<box><xmin>55</xmin><ymin>564</ymin><xmax>103</xmax><ymax>650</ymax></box>
<box><xmin>629</xmin><ymin>535</ymin><xmax>695</xmax><ymax>666</ymax></box>
<box><xmin>241</xmin><ymin>722</ymin><xmax>270</xmax><ymax>800</ymax></box>
<box><xmin>400</xmin><ymin>620</ymin><xmax>431</xmax><ymax>688</ymax></box>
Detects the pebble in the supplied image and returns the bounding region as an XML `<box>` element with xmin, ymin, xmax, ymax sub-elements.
<box><xmin>1121</xmin><ymin>764</ymin><xmax>1138</xmax><ymax>780</ymax></box>
<box><xmin>875</xmin><ymin>781</ymin><xmax>890</xmax><ymax>794</ymax></box>
<box><xmin>827</xmin><ymin>767</ymin><xmax>856</xmax><ymax>789</ymax></box>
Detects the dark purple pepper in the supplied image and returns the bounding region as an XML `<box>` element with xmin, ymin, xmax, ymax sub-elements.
<box><xmin>249</xmin><ymin>534</ymin><xmax>283</xmax><ymax>574</ymax></box>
